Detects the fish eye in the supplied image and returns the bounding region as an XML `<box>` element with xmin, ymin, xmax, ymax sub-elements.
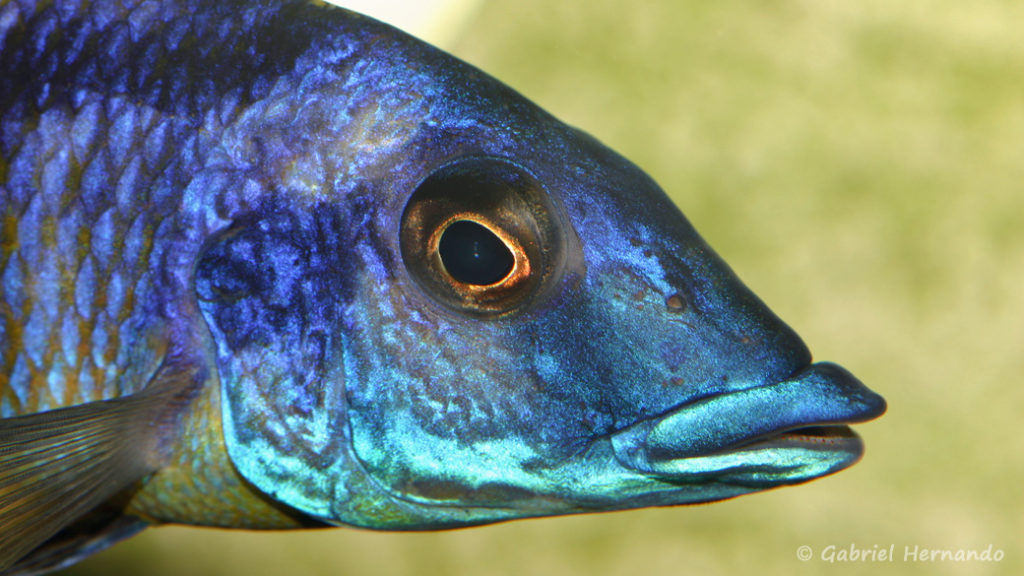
<box><xmin>400</xmin><ymin>157</ymin><xmax>564</xmax><ymax>316</ymax></box>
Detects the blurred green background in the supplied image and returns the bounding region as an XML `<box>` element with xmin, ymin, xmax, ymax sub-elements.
<box><xmin>64</xmin><ymin>0</ymin><xmax>1022</xmax><ymax>574</ymax></box>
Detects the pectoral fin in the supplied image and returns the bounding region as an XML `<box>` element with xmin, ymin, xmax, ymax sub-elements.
<box><xmin>0</xmin><ymin>362</ymin><xmax>200</xmax><ymax>572</ymax></box>
<box><xmin>3</xmin><ymin>515</ymin><xmax>147</xmax><ymax>576</ymax></box>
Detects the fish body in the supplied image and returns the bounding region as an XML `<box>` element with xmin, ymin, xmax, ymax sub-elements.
<box><xmin>0</xmin><ymin>0</ymin><xmax>886</xmax><ymax>573</ymax></box>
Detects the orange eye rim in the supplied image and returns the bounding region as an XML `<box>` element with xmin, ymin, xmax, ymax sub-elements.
<box><xmin>428</xmin><ymin>214</ymin><xmax>532</xmax><ymax>293</ymax></box>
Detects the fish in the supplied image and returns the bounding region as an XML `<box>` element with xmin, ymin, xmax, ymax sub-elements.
<box><xmin>0</xmin><ymin>0</ymin><xmax>886</xmax><ymax>573</ymax></box>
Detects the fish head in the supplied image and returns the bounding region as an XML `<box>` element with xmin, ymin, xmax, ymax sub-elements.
<box><xmin>194</xmin><ymin>9</ymin><xmax>885</xmax><ymax>529</ymax></box>
<box><xmin>332</xmin><ymin>142</ymin><xmax>886</xmax><ymax>528</ymax></box>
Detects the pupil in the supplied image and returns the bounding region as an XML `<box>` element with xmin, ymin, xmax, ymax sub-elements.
<box><xmin>438</xmin><ymin>220</ymin><xmax>515</xmax><ymax>286</ymax></box>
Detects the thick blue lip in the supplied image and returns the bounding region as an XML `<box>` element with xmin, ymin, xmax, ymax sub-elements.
<box><xmin>611</xmin><ymin>362</ymin><xmax>886</xmax><ymax>481</ymax></box>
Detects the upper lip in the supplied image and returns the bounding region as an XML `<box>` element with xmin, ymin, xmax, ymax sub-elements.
<box><xmin>611</xmin><ymin>362</ymin><xmax>887</xmax><ymax>480</ymax></box>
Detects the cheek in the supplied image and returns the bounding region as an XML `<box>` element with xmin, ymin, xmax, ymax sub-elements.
<box><xmin>343</xmin><ymin>304</ymin><xmax>545</xmax><ymax>444</ymax></box>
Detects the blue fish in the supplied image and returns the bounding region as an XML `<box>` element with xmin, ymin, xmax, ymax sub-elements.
<box><xmin>0</xmin><ymin>0</ymin><xmax>886</xmax><ymax>573</ymax></box>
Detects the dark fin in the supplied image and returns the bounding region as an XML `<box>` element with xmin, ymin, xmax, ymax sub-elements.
<box><xmin>3</xmin><ymin>514</ymin><xmax>147</xmax><ymax>576</ymax></box>
<box><xmin>0</xmin><ymin>361</ymin><xmax>201</xmax><ymax>572</ymax></box>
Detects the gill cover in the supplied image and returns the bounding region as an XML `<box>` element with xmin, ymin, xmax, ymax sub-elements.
<box><xmin>194</xmin><ymin>158</ymin><xmax>579</xmax><ymax>528</ymax></box>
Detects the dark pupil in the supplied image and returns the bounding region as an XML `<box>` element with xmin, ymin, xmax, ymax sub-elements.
<box><xmin>438</xmin><ymin>220</ymin><xmax>515</xmax><ymax>285</ymax></box>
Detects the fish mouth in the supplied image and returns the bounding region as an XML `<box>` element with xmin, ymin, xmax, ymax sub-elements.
<box><xmin>611</xmin><ymin>362</ymin><xmax>886</xmax><ymax>487</ymax></box>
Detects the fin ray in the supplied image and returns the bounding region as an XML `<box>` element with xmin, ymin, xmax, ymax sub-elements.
<box><xmin>0</xmin><ymin>362</ymin><xmax>201</xmax><ymax>571</ymax></box>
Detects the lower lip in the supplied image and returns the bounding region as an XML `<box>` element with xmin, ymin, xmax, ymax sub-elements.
<box><xmin>616</xmin><ymin>425</ymin><xmax>865</xmax><ymax>484</ymax></box>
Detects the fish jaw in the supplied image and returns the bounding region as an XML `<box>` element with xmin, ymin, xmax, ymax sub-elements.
<box><xmin>609</xmin><ymin>362</ymin><xmax>886</xmax><ymax>487</ymax></box>
<box><xmin>331</xmin><ymin>365</ymin><xmax>885</xmax><ymax>525</ymax></box>
<box><xmin>351</xmin><ymin>363</ymin><xmax>888</xmax><ymax>521</ymax></box>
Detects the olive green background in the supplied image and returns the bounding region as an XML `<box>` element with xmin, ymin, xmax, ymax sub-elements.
<box><xmin>64</xmin><ymin>1</ymin><xmax>1022</xmax><ymax>574</ymax></box>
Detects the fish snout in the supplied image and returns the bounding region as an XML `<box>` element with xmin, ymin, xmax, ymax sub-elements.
<box><xmin>610</xmin><ymin>362</ymin><xmax>886</xmax><ymax>485</ymax></box>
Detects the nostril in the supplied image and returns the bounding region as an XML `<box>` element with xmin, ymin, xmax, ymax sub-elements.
<box><xmin>665</xmin><ymin>293</ymin><xmax>687</xmax><ymax>313</ymax></box>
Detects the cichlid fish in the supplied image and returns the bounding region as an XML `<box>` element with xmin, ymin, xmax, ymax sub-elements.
<box><xmin>0</xmin><ymin>0</ymin><xmax>886</xmax><ymax>573</ymax></box>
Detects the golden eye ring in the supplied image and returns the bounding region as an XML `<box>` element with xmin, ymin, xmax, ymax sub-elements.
<box><xmin>428</xmin><ymin>215</ymin><xmax>532</xmax><ymax>292</ymax></box>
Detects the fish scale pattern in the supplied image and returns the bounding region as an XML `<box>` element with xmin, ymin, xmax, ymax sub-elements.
<box><xmin>0</xmin><ymin>0</ymin><xmax>427</xmax><ymax>420</ymax></box>
<box><xmin>0</xmin><ymin>0</ymin><xmax>326</xmax><ymax>416</ymax></box>
<box><xmin>1</xmin><ymin>94</ymin><xmax>178</xmax><ymax>415</ymax></box>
